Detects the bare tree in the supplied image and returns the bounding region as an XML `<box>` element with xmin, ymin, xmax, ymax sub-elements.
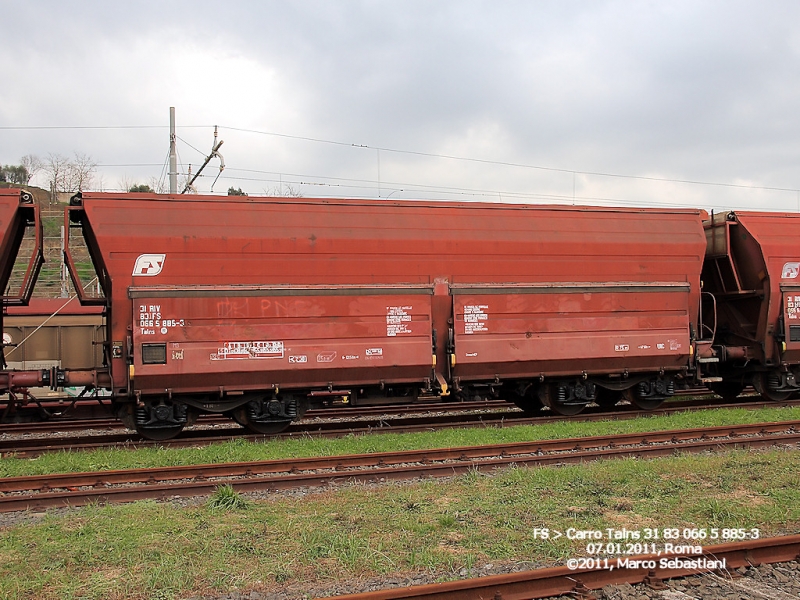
<box><xmin>263</xmin><ymin>183</ymin><xmax>303</xmax><ymax>197</ymax></box>
<box><xmin>148</xmin><ymin>176</ymin><xmax>167</xmax><ymax>194</ymax></box>
<box><xmin>44</xmin><ymin>152</ymin><xmax>98</xmax><ymax>202</ymax></box>
<box><xmin>283</xmin><ymin>184</ymin><xmax>302</xmax><ymax>197</ymax></box>
<box><xmin>44</xmin><ymin>153</ymin><xmax>70</xmax><ymax>203</ymax></box>
<box><xmin>70</xmin><ymin>152</ymin><xmax>97</xmax><ymax>191</ymax></box>
<box><xmin>19</xmin><ymin>155</ymin><xmax>42</xmax><ymax>184</ymax></box>
<box><xmin>117</xmin><ymin>175</ymin><xmax>134</xmax><ymax>193</ymax></box>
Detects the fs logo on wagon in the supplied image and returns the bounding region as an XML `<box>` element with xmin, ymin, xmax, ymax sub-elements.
<box><xmin>782</xmin><ymin>262</ymin><xmax>800</xmax><ymax>279</ymax></box>
<box><xmin>133</xmin><ymin>254</ymin><xmax>166</xmax><ymax>276</ymax></box>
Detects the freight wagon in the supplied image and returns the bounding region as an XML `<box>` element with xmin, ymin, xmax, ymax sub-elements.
<box><xmin>702</xmin><ymin>210</ymin><xmax>800</xmax><ymax>400</ymax></box>
<box><xmin>0</xmin><ymin>187</ymin><xmax>795</xmax><ymax>439</ymax></box>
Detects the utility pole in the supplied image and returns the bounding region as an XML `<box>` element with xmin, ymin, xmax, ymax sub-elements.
<box><xmin>182</xmin><ymin>126</ymin><xmax>224</xmax><ymax>194</ymax></box>
<box><xmin>60</xmin><ymin>225</ymin><xmax>68</xmax><ymax>298</ymax></box>
<box><xmin>169</xmin><ymin>107</ymin><xmax>178</xmax><ymax>194</ymax></box>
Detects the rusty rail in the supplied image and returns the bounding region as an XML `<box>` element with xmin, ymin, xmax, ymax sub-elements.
<box><xmin>1</xmin><ymin>394</ymin><xmax>790</xmax><ymax>458</ymax></box>
<box><xmin>331</xmin><ymin>535</ymin><xmax>800</xmax><ymax>599</ymax></box>
<box><xmin>1</xmin><ymin>420</ymin><xmax>798</xmax><ymax>513</ymax></box>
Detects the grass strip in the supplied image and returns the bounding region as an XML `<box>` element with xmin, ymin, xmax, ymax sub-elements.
<box><xmin>2</xmin><ymin>405</ymin><xmax>800</xmax><ymax>478</ymax></box>
<box><xmin>0</xmin><ymin>447</ymin><xmax>798</xmax><ymax>599</ymax></box>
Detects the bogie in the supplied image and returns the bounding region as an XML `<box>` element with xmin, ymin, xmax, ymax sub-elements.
<box><xmin>231</xmin><ymin>394</ymin><xmax>303</xmax><ymax>435</ymax></box>
<box><xmin>623</xmin><ymin>378</ymin><xmax>674</xmax><ymax>411</ymax></box>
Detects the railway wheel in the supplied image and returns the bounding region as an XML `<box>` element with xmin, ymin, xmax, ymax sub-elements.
<box><xmin>623</xmin><ymin>387</ymin><xmax>664</xmax><ymax>411</ymax></box>
<box><xmin>708</xmin><ymin>381</ymin><xmax>744</xmax><ymax>402</ymax></box>
<box><xmin>753</xmin><ymin>372</ymin><xmax>792</xmax><ymax>402</ymax></box>
<box><xmin>133</xmin><ymin>400</ymin><xmax>191</xmax><ymax>440</ymax></box>
<box><xmin>594</xmin><ymin>387</ymin><xmax>623</xmax><ymax>410</ymax></box>
<box><xmin>232</xmin><ymin>394</ymin><xmax>300</xmax><ymax>435</ymax></box>
<box><xmin>538</xmin><ymin>384</ymin><xmax>586</xmax><ymax>416</ymax></box>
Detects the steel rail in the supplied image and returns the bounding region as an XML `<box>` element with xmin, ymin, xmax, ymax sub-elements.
<box><xmin>0</xmin><ymin>396</ymin><xmax>796</xmax><ymax>458</ymax></box>
<box><xmin>0</xmin><ymin>399</ymin><xmax>513</xmax><ymax>433</ymax></box>
<box><xmin>1</xmin><ymin>420</ymin><xmax>798</xmax><ymax>513</ymax></box>
<box><xmin>0</xmin><ymin>387</ymin><xmax>744</xmax><ymax>432</ymax></box>
<box><xmin>330</xmin><ymin>534</ymin><xmax>800</xmax><ymax>599</ymax></box>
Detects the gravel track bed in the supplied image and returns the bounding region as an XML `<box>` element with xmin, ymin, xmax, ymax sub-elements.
<box><xmin>178</xmin><ymin>559</ymin><xmax>800</xmax><ymax>599</ymax></box>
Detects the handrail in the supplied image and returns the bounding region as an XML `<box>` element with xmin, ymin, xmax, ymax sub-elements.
<box><xmin>63</xmin><ymin>204</ymin><xmax>106</xmax><ymax>306</ymax></box>
<box><xmin>1</xmin><ymin>190</ymin><xmax>44</xmax><ymax>306</ymax></box>
<box><xmin>700</xmin><ymin>290</ymin><xmax>717</xmax><ymax>341</ymax></box>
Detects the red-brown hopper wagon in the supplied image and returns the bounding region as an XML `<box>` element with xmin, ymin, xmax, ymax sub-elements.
<box><xmin>0</xmin><ymin>192</ymin><xmax>711</xmax><ymax>438</ymax></box>
<box><xmin>57</xmin><ymin>192</ymin><xmax>706</xmax><ymax>438</ymax></box>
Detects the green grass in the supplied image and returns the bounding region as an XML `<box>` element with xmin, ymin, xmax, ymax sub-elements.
<box><xmin>2</xmin><ymin>405</ymin><xmax>800</xmax><ymax>478</ymax></box>
<box><xmin>207</xmin><ymin>484</ymin><xmax>249</xmax><ymax>512</ymax></box>
<box><xmin>1</xmin><ymin>447</ymin><xmax>799</xmax><ymax>599</ymax></box>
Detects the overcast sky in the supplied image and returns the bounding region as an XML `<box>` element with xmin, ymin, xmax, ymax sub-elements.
<box><xmin>2</xmin><ymin>1</ymin><xmax>799</xmax><ymax>212</ymax></box>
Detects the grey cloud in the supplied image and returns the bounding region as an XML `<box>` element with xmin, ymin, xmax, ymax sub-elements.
<box><xmin>2</xmin><ymin>1</ymin><xmax>800</xmax><ymax>209</ymax></box>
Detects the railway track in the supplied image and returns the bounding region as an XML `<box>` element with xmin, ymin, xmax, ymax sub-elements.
<box><xmin>0</xmin><ymin>398</ymin><xmax>800</xmax><ymax>457</ymax></box>
<box><xmin>0</xmin><ymin>395</ymin><xmax>795</xmax><ymax>457</ymax></box>
<box><xmin>1</xmin><ymin>419</ymin><xmax>798</xmax><ymax>513</ymax></box>
<box><xmin>0</xmin><ymin>387</ymin><xmax>736</xmax><ymax>432</ymax></box>
<box><xmin>0</xmin><ymin>398</ymin><xmax>513</xmax><ymax>433</ymax></box>
<box><xmin>331</xmin><ymin>534</ymin><xmax>800</xmax><ymax>599</ymax></box>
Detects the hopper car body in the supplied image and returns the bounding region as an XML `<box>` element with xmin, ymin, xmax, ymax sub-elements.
<box><xmin>0</xmin><ymin>187</ymin><xmax>795</xmax><ymax>438</ymax></box>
